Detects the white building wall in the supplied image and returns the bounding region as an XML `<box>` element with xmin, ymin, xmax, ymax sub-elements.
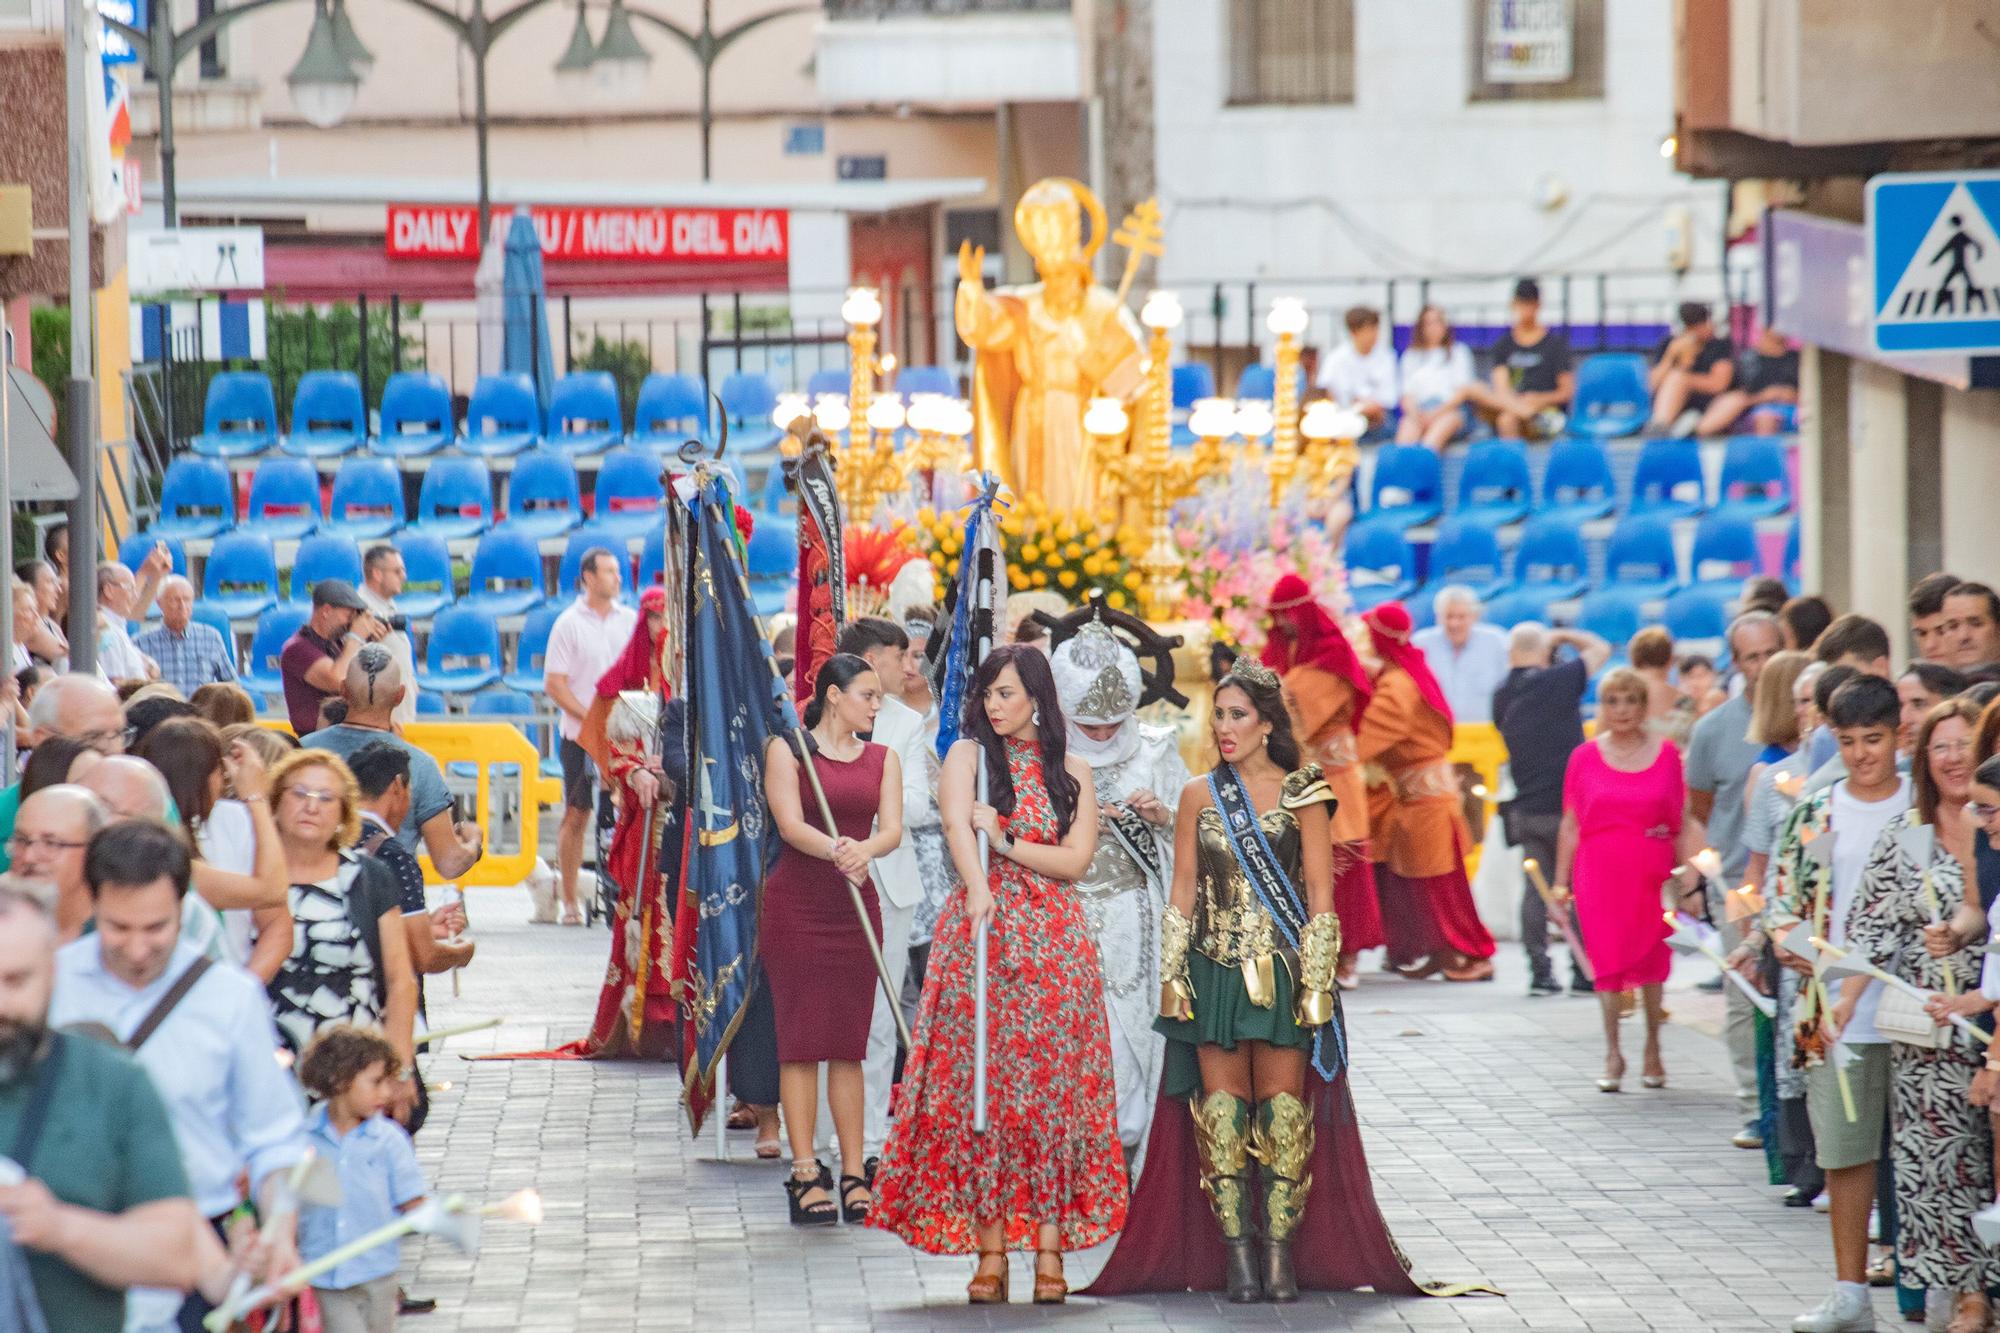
<box><xmin>1152</xmin><ymin>0</ymin><xmax>1721</xmax><ymax>324</ymax></box>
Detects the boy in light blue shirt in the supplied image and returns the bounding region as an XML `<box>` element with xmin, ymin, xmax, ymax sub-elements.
<box><xmin>297</xmin><ymin>1024</ymin><xmax>427</xmax><ymax>1333</ymax></box>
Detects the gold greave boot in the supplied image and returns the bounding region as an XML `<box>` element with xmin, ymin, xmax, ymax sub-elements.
<box><xmin>1191</xmin><ymin>1090</ymin><xmax>1260</xmax><ymax>1303</ymax></box>
<box><xmin>1254</xmin><ymin>1092</ymin><xmax>1313</xmax><ymax>1303</ymax></box>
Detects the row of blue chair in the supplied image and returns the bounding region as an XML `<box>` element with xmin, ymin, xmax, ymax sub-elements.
<box><xmin>1363</xmin><ymin>434</ymin><xmax>1791</xmax><ymax>532</ymax></box>
<box><xmin>148</xmin><ymin>449</ymin><xmax>670</xmax><ymax>545</ymax></box>
<box><xmin>1346</xmin><ymin>510</ymin><xmax>1771</xmax><ymax>622</ymax></box>
<box><xmin>188</xmin><ymin>366</ymin><xmax>963</xmax><ymax>462</ymax></box>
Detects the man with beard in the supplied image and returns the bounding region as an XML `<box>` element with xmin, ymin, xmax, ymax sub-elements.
<box><xmin>50</xmin><ymin>820</ymin><xmax>306</xmax><ymax>1332</ymax></box>
<box><xmin>11</xmin><ymin>786</ymin><xmax>109</xmax><ymax>941</ymax></box>
<box><xmin>0</xmin><ymin>874</ymin><xmax>205</xmax><ymax>1329</ymax></box>
<box><xmin>1051</xmin><ymin>617</ymin><xmax>1189</xmax><ymax>1156</ymax></box>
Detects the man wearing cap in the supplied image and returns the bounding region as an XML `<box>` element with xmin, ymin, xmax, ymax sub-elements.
<box><xmin>279</xmin><ymin>579</ymin><xmax>383</xmax><ymax>736</ymax></box>
<box><xmin>1463</xmin><ymin>278</ymin><xmax>1574</xmax><ymax>439</ymax></box>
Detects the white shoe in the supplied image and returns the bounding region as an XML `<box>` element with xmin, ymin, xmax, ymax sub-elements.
<box><xmin>1791</xmin><ymin>1287</ymin><xmax>1876</xmax><ymax>1332</ymax></box>
<box><xmin>1812</xmin><ymin>1191</ymin><xmax>1831</xmax><ymax>1212</ymax></box>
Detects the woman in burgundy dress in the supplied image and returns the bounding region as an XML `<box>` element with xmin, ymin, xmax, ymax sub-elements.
<box><xmin>761</xmin><ymin>652</ymin><xmax>905</xmax><ymax>1226</ymax></box>
<box><xmin>868</xmin><ymin>644</ymin><xmax>1127</xmax><ymax>1306</ymax></box>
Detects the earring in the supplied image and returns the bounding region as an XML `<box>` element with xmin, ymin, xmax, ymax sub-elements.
<box><xmin>1032</xmin><ymin>707</ymin><xmax>1041</xmax><ymax>726</ymax></box>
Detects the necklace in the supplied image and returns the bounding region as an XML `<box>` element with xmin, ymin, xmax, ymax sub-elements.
<box><xmin>812</xmin><ymin>725</ymin><xmax>861</xmax><ymax>760</ymax></box>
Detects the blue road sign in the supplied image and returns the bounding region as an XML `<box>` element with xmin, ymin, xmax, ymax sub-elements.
<box><xmin>1868</xmin><ymin>170</ymin><xmax>2000</xmax><ymax>355</ymax></box>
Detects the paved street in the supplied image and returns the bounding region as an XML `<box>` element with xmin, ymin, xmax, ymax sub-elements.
<box><xmin>406</xmin><ymin>887</ymin><xmax>1874</xmax><ymax>1332</ymax></box>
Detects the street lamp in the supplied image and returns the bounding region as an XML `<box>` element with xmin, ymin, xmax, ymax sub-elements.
<box><xmin>554</xmin><ymin>1</ymin><xmax>599</xmax><ymax>94</ymax></box>
<box><xmin>1265</xmin><ymin>296</ymin><xmax>1309</xmax><ymax>503</ymax></box>
<box><xmin>590</xmin><ymin>0</ymin><xmax>653</xmax><ymax>94</ymax></box>
<box><xmin>288</xmin><ymin>0</ymin><xmax>362</xmax><ymax>130</ymax></box>
<box><xmin>329</xmin><ymin>0</ymin><xmax>375</xmax><ymax>77</ymax></box>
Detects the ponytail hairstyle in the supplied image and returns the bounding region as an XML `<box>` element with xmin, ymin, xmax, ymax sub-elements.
<box><xmin>1214</xmin><ymin>666</ymin><xmax>1303</xmax><ymax>772</ymax></box>
<box><xmin>960</xmin><ymin>644</ymin><xmax>1080</xmax><ymax>840</ymax></box>
<box><xmin>803</xmin><ymin>652</ymin><xmax>874</xmax><ymax>732</ymax></box>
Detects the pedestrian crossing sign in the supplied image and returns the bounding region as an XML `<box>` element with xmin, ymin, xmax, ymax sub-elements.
<box><xmin>1867</xmin><ymin>170</ymin><xmax>2000</xmax><ymax>354</ymax></box>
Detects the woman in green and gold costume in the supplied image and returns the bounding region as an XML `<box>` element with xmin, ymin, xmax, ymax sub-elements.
<box><xmin>1086</xmin><ymin>660</ymin><xmax>1470</xmax><ymax>1305</ymax></box>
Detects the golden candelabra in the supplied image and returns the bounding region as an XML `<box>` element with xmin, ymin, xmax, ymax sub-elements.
<box><xmin>1299</xmin><ymin>399</ymin><xmax>1366</xmax><ymax>503</ymax></box>
<box><xmin>842</xmin><ymin>287</ymin><xmax>881</xmax><ymax>457</ymax></box>
<box><xmin>1266</xmin><ymin>297</ymin><xmax>1308</xmax><ymax>504</ymax></box>
<box><xmin>1091</xmin><ymin>291</ymin><xmax>1230</xmax><ymax>621</ymax></box>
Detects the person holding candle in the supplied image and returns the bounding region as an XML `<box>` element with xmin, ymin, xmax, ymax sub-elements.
<box><xmin>1771</xmin><ymin>674</ymin><xmax>1912</xmax><ymax>1333</ymax></box>
<box><xmin>1552</xmin><ymin>667</ymin><xmax>1705</xmax><ymax>1093</ymax></box>
<box><xmin>296</xmin><ymin>1023</ymin><xmax>429</xmax><ymax>1333</ymax></box>
<box><xmin>1845</xmin><ymin>696</ymin><xmax>1996</xmax><ymax>1333</ymax></box>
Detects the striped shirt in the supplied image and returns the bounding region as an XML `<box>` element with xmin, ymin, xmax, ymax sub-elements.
<box><xmin>133</xmin><ymin>622</ymin><xmax>237</xmax><ymax>696</ymax></box>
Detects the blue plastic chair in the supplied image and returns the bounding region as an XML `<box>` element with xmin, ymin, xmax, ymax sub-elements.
<box><xmin>287</xmin><ymin>532</ymin><xmax>363</xmax><ymax>605</ymax></box>
<box><xmin>1235</xmin><ymin>363</ymin><xmax>1304</xmax><ymax>402</ymax></box>
<box><xmin>1451</xmin><ymin>439</ymin><xmax>1531</xmax><ymax>527</ymax></box>
<box><xmin>556</xmin><ymin>524</ymin><xmax>627</xmax><ymax>599</ymax></box>
<box><xmin>414</xmin><ymin>692</ymin><xmax>448</xmax><ymax>717</ymax></box>
<box><xmin>1568</xmin><ymin>353</ymin><xmax>1651</xmax><ymax>440</ymax></box>
<box><xmin>499</xmin><ymin>451</ymin><xmax>583</xmax><ymax>539</ymax></box>
<box><xmin>1507</xmin><ymin>514</ymin><xmax>1591</xmax><ymax>617</ymax></box>
<box><xmin>1784</xmin><ymin>514</ymin><xmax>1801</xmax><ymax>588</ymax></box>
<box><xmin>806</xmin><ymin>369</ymin><xmax>848</xmax><ymax>400</ymax></box>
<box><xmin>237</xmin><ymin>605</ymin><xmax>308</xmax><ymax>698</ymax></box>
<box><xmin>896</xmin><ymin>366</ymin><xmax>955</xmax><ymax>399</ymax></box>
<box><xmin>1172</xmin><ymin>363</ymin><xmax>1217</xmax><ymax>410</ymax></box>
<box><xmin>394</xmin><ymin>532</ymin><xmax>454</xmax><ymax>620</ymax></box>
<box><xmin>1663</xmin><ymin>585</ymin><xmax>1734</xmax><ymax>642</ymax></box>
<box><xmin>1538</xmin><ymin>438</ymin><xmax>1617</xmax><ymax>523</ymax></box>
<box><xmin>744</xmin><ymin>515</ymin><xmax>794</xmax><ymax>616</ymax></box>
<box><xmin>1628</xmin><ymin>438</ymin><xmax>1707</xmax><ymax>518</ymax></box>
<box><xmin>637</xmin><ymin>526</ymin><xmax>666</xmax><ymax>590</ymax></box>
<box><xmin>324</xmin><ymin>457</ymin><xmax>405</xmax><ymax>541</ymax></box>
<box><xmin>282</xmin><ymin>371</ymin><xmax>365</xmax><ymax>459</ymax></box>
<box><xmin>1576</xmin><ymin>589</ymin><xmax>1646</xmax><ymax>646</ymax></box>
<box><xmin>1481</xmin><ymin>587</ymin><xmax>1552</xmax><ymax>629</ymax></box>
<box><xmin>1366</xmin><ymin>444</ymin><xmax>1444</xmax><ymax>528</ymax></box>
<box><xmin>506</xmin><ymin>603</ymin><xmax>565</xmax><ymax>692</ymax></box>
<box><xmin>148</xmin><ymin>458</ymin><xmax>234</xmax><ymax>541</ymax></box>
<box><xmin>462</xmin><ymin>374</ymin><xmax>541</xmax><ymax>457</ymax></box>
<box><xmin>192</xmin><ymin>603</ymin><xmax>238</xmax><ymax>666</ymax></box>
<box><xmin>718</xmin><ymin>372</ymin><xmax>784</xmax><ymax>454</ymax></box>
<box><xmin>117</xmin><ymin>532</ymin><xmax>186</xmax><ymax>579</ymax></box>
<box><xmin>1602</xmin><ymin>514</ymin><xmax>1681</xmax><ymax>602</ymax></box>
<box><xmin>630</xmin><ymin>373</ymin><xmax>708</xmax><ymax>448</ymax></box>
<box><xmin>543</xmin><ymin>372</ymin><xmax>623</xmax><ymax>454</ymax></box>
<box><xmin>468</xmin><ymin>688</ymin><xmax>536</xmax><ymax>720</ymax></box>
<box><xmin>424</xmin><ymin>606</ymin><xmax>503</xmax><ymax>692</ymax></box>
<box><xmin>188</xmin><ymin>372</ymin><xmax>279</xmax><ymax>459</ymax></box>
<box><xmin>1343</xmin><ymin>520</ymin><xmax>1417</xmax><ymax>612</ymax></box>
<box><xmin>591</xmin><ymin>449</ymin><xmax>665</xmax><ymax>542</ymax></box>
<box><xmin>238</xmin><ymin>458</ymin><xmax>322</xmax><ymax>540</ymax></box>
<box><xmin>1714</xmin><ymin>435</ymin><xmax>1792</xmax><ymax>519</ymax></box>
<box><xmin>1423</xmin><ymin>518</ymin><xmax>1510</xmax><ymax>603</ymax></box>
<box><xmin>372</xmin><ymin>372</ymin><xmax>453</xmax><ymax>459</ymax></box>
<box><xmin>1689</xmin><ymin>513</ymin><xmax>1760</xmax><ymax>589</ymax></box>
<box><xmin>409</xmin><ymin>457</ymin><xmax>494</xmax><ymax>542</ymax></box>
<box><xmin>202</xmin><ymin>533</ymin><xmax>280</xmax><ymax>621</ymax></box>
<box><xmin>461</xmin><ymin>528</ymin><xmax>547</xmax><ymax>617</ymax></box>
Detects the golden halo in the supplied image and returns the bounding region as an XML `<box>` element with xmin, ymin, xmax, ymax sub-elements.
<box><xmin>1013</xmin><ymin>177</ymin><xmax>1108</xmax><ymax>266</ymax></box>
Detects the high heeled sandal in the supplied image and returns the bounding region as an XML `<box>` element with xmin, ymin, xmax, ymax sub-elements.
<box><xmin>783</xmin><ymin>1162</ymin><xmax>837</xmax><ymax>1227</ymax></box>
<box><xmin>1032</xmin><ymin>1249</ymin><xmax>1068</xmax><ymax>1305</ymax></box>
<box><xmin>1597</xmin><ymin>1055</ymin><xmax>1627</xmax><ymax>1093</ymax></box>
<box><xmin>838</xmin><ymin>1174</ymin><xmax>872</xmax><ymax>1224</ymax></box>
<box><xmin>966</xmin><ymin>1250</ymin><xmax>1009</xmax><ymax>1305</ymax></box>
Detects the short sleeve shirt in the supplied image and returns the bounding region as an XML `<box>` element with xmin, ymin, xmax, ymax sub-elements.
<box><xmin>300</xmin><ymin>725</ymin><xmax>453</xmax><ymax>852</ymax></box>
<box><xmin>0</xmin><ymin>1034</ymin><xmax>191</xmax><ymax>1331</ymax></box>
<box><xmin>1488</xmin><ymin>328</ymin><xmax>1573</xmax><ymax>394</ymax></box>
<box><xmin>1492</xmin><ymin>657</ymin><xmax>1588</xmax><ymax>815</ymax></box>
<box><xmin>279</xmin><ymin>626</ymin><xmax>343</xmax><ymax>735</ymax></box>
<box><xmin>361</xmin><ymin>814</ymin><xmax>428</xmax><ymax>916</ymax></box>
<box><xmin>298</xmin><ymin>1108</ymin><xmax>428</xmax><ymax>1289</ymax></box>
<box><xmin>1683</xmin><ymin>692</ymin><xmax>1761</xmax><ymax>881</ymax></box>
<box><xmin>1740</xmin><ymin>347</ymin><xmax>1800</xmax><ymax>395</ymax></box>
<box><xmin>544</xmin><ymin>599</ymin><xmax>639</xmax><ymax>740</ymax></box>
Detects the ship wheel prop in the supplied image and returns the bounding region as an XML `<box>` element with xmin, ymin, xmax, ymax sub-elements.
<box><xmin>1031</xmin><ymin>593</ymin><xmax>1187</xmax><ymax>711</ymax></box>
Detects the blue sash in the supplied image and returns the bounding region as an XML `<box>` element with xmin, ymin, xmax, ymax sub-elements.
<box><xmin>1206</xmin><ymin>764</ymin><xmax>1344</xmax><ymax>1080</ymax></box>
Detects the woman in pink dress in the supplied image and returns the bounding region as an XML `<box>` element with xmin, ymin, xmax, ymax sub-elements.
<box><xmin>1552</xmin><ymin>666</ymin><xmax>1704</xmax><ymax>1093</ymax></box>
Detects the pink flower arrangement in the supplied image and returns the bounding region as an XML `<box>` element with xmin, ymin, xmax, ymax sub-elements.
<box><xmin>1171</xmin><ymin>462</ymin><xmax>1354</xmax><ymax>653</ymax></box>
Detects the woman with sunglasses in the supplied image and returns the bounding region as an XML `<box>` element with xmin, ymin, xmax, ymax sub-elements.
<box><xmin>1848</xmin><ymin>698</ymin><xmax>1998</xmax><ymax>1333</ymax></box>
<box><xmin>264</xmin><ymin>748</ymin><xmax>420</xmax><ymax>1120</ymax></box>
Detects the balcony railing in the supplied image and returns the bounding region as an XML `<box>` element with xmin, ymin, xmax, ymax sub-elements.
<box><xmin>823</xmin><ymin>0</ymin><xmax>1070</xmax><ymax>17</ymax></box>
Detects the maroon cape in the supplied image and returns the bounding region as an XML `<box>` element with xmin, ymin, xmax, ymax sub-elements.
<box><xmin>1084</xmin><ymin>1068</ymin><xmax>1427</xmax><ymax>1296</ymax></box>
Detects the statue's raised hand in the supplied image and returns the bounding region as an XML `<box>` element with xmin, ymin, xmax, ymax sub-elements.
<box><xmin>957</xmin><ymin>239</ymin><xmax>987</xmax><ymax>286</ymax></box>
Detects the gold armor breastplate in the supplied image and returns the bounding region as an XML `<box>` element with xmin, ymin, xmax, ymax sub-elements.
<box><xmin>1192</xmin><ymin>806</ymin><xmax>1306</xmax><ymax>969</ymax></box>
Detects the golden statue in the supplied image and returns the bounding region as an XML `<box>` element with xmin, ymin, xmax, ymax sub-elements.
<box><xmin>956</xmin><ymin>178</ymin><xmax>1147</xmax><ymax>512</ymax></box>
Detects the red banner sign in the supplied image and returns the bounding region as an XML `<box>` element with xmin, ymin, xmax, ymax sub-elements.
<box><xmin>386</xmin><ymin>204</ymin><xmax>789</xmax><ymax>264</ymax></box>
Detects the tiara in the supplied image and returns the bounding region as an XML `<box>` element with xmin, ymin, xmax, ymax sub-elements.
<box><xmin>1229</xmin><ymin>658</ymin><xmax>1280</xmax><ymax>690</ymax></box>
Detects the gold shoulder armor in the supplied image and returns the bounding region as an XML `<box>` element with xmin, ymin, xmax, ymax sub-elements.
<box><xmin>1280</xmin><ymin>763</ymin><xmax>1336</xmax><ymax>811</ymax></box>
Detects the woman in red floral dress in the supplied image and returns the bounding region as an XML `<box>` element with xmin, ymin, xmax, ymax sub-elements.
<box><xmin>868</xmin><ymin>644</ymin><xmax>1128</xmax><ymax>1305</ymax></box>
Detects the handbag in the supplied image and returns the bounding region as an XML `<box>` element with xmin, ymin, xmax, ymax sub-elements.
<box><xmin>1871</xmin><ymin>981</ymin><xmax>1943</xmax><ymax>1049</ymax></box>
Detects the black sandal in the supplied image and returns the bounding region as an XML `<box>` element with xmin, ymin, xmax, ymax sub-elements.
<box><xmin>838</xmin><ymin>1173</ymin><xmax>873</xmax><ymax>1223</ymax></box>
<box><xmin>784</xmin><ymin>1161</ymin><xmax>836</xmax><ymax>1226</ymax></box>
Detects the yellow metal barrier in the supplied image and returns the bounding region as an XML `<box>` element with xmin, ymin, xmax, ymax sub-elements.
<box><xmin>267</xmin><ymin>722</ymin><xmax>563</xmax><ymax>888</ymax></box>
<box><xmin>1449</xmin><ymin>722</ymin><xmax>1508</xmax><ymax>878</ymax></box>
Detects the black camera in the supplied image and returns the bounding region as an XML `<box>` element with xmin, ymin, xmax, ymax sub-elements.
<box><xmin>383</xmin><ymin>613</ymin><xmax>409</xmax><ymax>633</ymax></box>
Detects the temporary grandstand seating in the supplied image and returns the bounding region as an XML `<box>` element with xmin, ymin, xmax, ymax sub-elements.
<box><xmin>202</xmin><ymin>533</ymin><xmax>281</xmax><ymax>621</ymax></box>
<box><xmin>1365</xmin><ymin>444</ymin><xmax>1444</xmax><ymax>529</ymax></box>
<box><xmin>238</xmin><ymin>458</ymin><xmax>323</xmax><ymax>540</ymax></box>
<box><xmin>287</xmin><ymin>533</ymin><xmax>364</xmax><ymax>603</ymax></box>
<box><xmin>424</xmin><ymin>606</ymin><xmax>503</xmax><ymax>692</ymax></box>
<box><xmin>1423</xmin><ymin>518</ymin><xmax>1509</xmax><ymax>603</ymax></box>
<box><xmin>591</xmin><ymin>449</ymin><xmax>666</xmax><ymax>542</ymax></box>
<box><xmin>1689</xmin><ymin>513</ymin><xmax>1761</xmax><ymax>590</ymax></box>
<box><xmin>499</xmin><ymin>451</ymin><xmax>584</xmax><ymax>539</ymax></box>
<box><xmin>409</xmin><ymin>458</ymin><xmax>494</xmax><ymax>542</ymax></box>
<box><xmin>393</xmin><ymin>533</ymin><xmax>455</xmax><ymax>620</ymax></box>
<box><xmin>1713</xmin><ymin>435</ymin><xmax>1792</xmax><ymax>519</ymax></box>
<box><xmin>1567</xmin><ymin>354</ymin><xmax>1650</xmax><ymax>440</ymax></box>
<box><xmin>282</xmin><ymin>371</ymin><xmax>366</xmax><ymax>458</ymax></box>
<box><xmin>1451</xmin><ymin>439</ymin><xmax>1532</xmax><ymax>527</ymax></box>
<box><xmin>630</xmin><ymin>373</ymin><xmax>708</xmax><ymax>449</ymax></box>
<box><xmin>188</xmin><ymin>372</ymin><xmax>280</xmax><ymax>459</ymax></box>
<box><xmin>148</xmin><ymin>458</ymin><xmax>234</xmax><ymax>540</ymax></box>
<box><xmin>1627</xmin><ymin>438</ymin><xmax>1707</xmax><ymax>518</ymax></box>
<box><xmin>461</xmin><ymin>374</ymin><xmax>541</xmax><ymax>457</ymax></box>
<box><xmin>1537</xmin><ymin>438</ymin><xmax>1617</xmax><ymax>523</ymax></box>
<box><xmin>238</xmin><ymin>605</ymin><xmax>308</xmax><ymax>697</ymax></box>
<box><xmin>325</xmin><ymin>458</ymin><xmax>406</xmax><ymax>540</ymax></box>
<box><xmin>372</xmin><ymin>372</ymin><xmax>454</xmax><ymax>458</ymax></box>
<box><xmin>543</xmin><ymin>372</ymin><xmax>623</xmax><ymax>453</ymax></box>
<box><xmin>461</xmin><ymin>528</ymin><xmax>547</xmax><ymax>617</ymax></box>
<box><xmin>718</xmin><ymin>372</ymin><xmax>784</xmax><ymax>454</ymax></box>
<box><xmin>507</xmin><ymin>603</ymin><xmax>565</xmax><ymax>692</ymax></box>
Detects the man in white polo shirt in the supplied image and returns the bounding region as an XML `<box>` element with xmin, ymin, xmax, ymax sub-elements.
<box><xmin>543</xmin><ymin>548</ymin><xmax>637</xmax><ymax>926</ymax></box>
